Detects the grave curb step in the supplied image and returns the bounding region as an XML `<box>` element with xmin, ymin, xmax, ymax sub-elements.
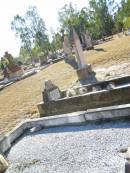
<box><xmin>0</xmin><ymin>103</ymin><xmax>130</xmax><ymax>154</ymax></box>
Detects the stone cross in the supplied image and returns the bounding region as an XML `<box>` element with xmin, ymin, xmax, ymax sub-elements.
<box><xmin>72</xmin><ymin>29</ymin><xmax>87</xmax><ymax>69</ymax></box>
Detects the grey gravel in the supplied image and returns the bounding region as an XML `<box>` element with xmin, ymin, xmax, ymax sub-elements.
<box><xmin>6</xmin><ymin>120</ymin><xmax>130</xmax><ymax>173</ymax></box>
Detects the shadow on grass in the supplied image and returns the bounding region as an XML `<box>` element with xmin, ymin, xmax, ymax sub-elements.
<box><xmin>94</xmin><ymin>48</ymin><xmax>107</xmax><ymax>52</ymax></box>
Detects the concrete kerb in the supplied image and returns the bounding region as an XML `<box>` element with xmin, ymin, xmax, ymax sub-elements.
<box><xmin>0</xmin><ymin>104</ymin><xmax>130</xmax><ymax>154</ymax></box>
<box><xmin>0</xmin><ymin>121</ymin><xmax>30</xmax><ymax>153</ymax></box>
<box><xmin>85</xmin><ymin>104</ymin><xmax>130</xmax><ymax>121</ymax></box>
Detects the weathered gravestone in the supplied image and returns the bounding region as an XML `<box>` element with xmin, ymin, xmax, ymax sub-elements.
<box><xmin>63</xmin><ymin>33</ymin><xmax>72</xmax><ymax>60</ymax></box>
<box><xmin>81</xmin><ymin>30</ymin><xmax>94</xmax><ymax>50</ymax></box>
<box><xmin>72</xmin><ymin>29</ymin><xmax>96</xmax><ymax>82</ymax></box>
<box><xmin>84</xmin><ymin>30</ymin><xmax>94</xmax><ymax>50</ymax></box>
<box><xmin>42</xmin><ymin>80</ymin><xmax>61</xmax><ymax>103</ymax></box>
<box><xmin>63</xmin><ymin>32</ymin><xmax>77</xmax><ymax>69</ymax></box>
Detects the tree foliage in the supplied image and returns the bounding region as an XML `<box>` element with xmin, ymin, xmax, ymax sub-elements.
<box><xmin>58</xmin><ymin>1</ymin><xmax>116</xmax><ymax>40</ymax></box>
<box><xmin>11</xmin><ymin>6</ymin><xmax>49</xmax><ymax>61</ymax></box>
<box><xmin>51</xmin><ymin>32</ymin><xmax>63</xmax><ymax>53</ymax></box>
<box><xmin>11</xmin><ymin>0</ymin><xmax>130</xmax><ymax>63</ymax></box>
<box><xmin>114</xmin><ymin>0</ymin><xmax>130</xmax><ymax>31</ymax></box>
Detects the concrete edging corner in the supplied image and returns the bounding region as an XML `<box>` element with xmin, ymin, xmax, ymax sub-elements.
<box><xmin>0</xmin><ymin>104</ymin><xmax>130</xmax><ymax>154</ymax></box>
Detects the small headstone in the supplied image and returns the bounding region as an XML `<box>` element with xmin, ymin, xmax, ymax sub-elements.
<box><xmin>0</xmin><ymin>154</ymin><xmax>8</xmax><ymax>173</ymax></box>
<box><xmin>43</xmin><ymin>80</ymin><xmax>61</xmax><ymax>103</ymax></box>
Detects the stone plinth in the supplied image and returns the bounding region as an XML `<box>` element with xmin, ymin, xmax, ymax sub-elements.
<box><xmin>76</xmin><ymin>64</ymin><xmax>93</xmax><ymax>81</ymax></box>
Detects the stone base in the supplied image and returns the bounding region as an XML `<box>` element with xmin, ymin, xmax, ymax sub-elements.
<box><xmin>38</xmin><ymin>85</ymin><xmax>130</xmax><ymax>116</ymax></box>
<box><xmin>76</xmin><ymin>64</ymin><xmax>93</xmax><ymax>81</ymax></box>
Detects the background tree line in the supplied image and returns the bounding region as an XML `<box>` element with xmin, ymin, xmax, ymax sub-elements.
<box><xmin>11</xmin><ymin>0</ymin><xmax>130</xmax><ymax>63</ymax></box>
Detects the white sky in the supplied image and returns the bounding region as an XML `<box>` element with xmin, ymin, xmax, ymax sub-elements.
<box><xmin>0</xmin><ymin>0</ymin><xmax>121</xmax><ymax>57</ymax></box>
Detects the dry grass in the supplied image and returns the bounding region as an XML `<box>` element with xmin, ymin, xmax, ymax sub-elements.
<box><xmin>0</xmin><ymin>35</ymin><xmax>130</xmax><ymax>136</ymax></box>
<box><xmin>85</xmin><ymin>35</ymin><xmax>130</xmax><ymax>67</ymax></box>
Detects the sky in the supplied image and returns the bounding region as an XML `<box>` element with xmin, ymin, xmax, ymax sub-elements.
<box><xmin>0</xmin><ymin>0</ymin><xmax>121</xmax><ymax>57</ymax></box>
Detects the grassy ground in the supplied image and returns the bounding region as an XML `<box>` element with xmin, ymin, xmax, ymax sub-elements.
<box><xmin>0</xmin><ymin>35</ymin><xmax>130</xmax><ymax>136</ymax></box>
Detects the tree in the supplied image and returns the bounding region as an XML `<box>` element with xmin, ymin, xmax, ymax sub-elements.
<box><xmin>11</xmin><ymin>15</ymin><xmax>32</xmax><ymax>53</ymax></box>
<box><xmin>58</xmin><ymin>3</ymin><xmax>80</xmax><ymax>37</ymax></box>
<box><xmin>51</xmin><ymin>32</ymin><xmax>63</xmax><ymax>52</ymax></box>
<box><xmin>89</xmin><ymin>0</ymin><xmax>115</xmax><ymax>37</ymax></box>
<box><xmin>19</xmin><ymin>46</ymin><xmax>30</xmax><ymax>62</ymax></box>
<box><xmin>58</xmin><ymin>1</ymin><xmax>116</xmax><ymax>41</ymax></box>
<box><xmin>123</xmin><ymin>17</ymin><xmax>130</xmax><ymax>29</ymax></box>
<box><xmin>114</xmin><ymin>0</ymin><xmax>130</xmax><ymax>31</ymax></box>
<box><xmin>11</xmin><ymin>6</ymin><xmax>49</xmax><ymax>61</ymax></box>
<box><xmin>58</xmin><ymin>3</ymin><xmax>91</xmax><ymax>45</ymax></box>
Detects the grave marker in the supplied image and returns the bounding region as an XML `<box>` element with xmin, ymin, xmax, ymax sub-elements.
<box><xmin>72</xmin><ymin>29</ymin><xmax>95</xmax><ymax>81</ymax></box>
<box><xmin>42</xmin><ymin>80</ymin><xmax>61</xmax><ymax>103</ymax></box>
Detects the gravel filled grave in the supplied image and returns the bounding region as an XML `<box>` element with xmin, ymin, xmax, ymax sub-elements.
<box><xmin>6</xmin><ymin>120</ymin><xmax>130</xmax><ymax>173</ymax></box>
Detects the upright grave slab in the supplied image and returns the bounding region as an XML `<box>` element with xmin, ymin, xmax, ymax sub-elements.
<box><xmin>72</xmin><ymin>29</ymin><xmax>96</xmax><ymax>82</ymax></box>
<box><xmin>42</xmin><ymin>80</ymin><xmax>61</xmax><ymax>103</ymax></box>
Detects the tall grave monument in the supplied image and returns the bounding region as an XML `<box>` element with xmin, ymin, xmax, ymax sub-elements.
<box><xmin>63</xmin><ymin>32</ymin><xmax>77</xmax><ymax>68</ymax></box>
<box><xmin>80</xmin><ymin>30</ymin><xmax>94</xmax><ymax>50</ymax></box>
<box><xmin>72</xmin><ymin>29</ymin><xmax>96</xmax><ymax>82</ymax></box>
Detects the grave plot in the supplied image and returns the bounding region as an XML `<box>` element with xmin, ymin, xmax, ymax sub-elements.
<box><xmin>5</xmin><ymin>120</ymin><xmax>130</xmax><ymax>173</ymax></box>
<box><xmin>0</xmin><ymin>35</ymin><xmax>130</xmax><ymax>138</ymax></box>
<box><xmin>38</xmin><ymin>29</ymin><xmax>130</xmax><ymax>117</ymax></box>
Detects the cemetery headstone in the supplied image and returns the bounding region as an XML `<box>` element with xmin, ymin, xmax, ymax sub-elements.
<box><xmin>63</xmin><ymin>33</ymin><xmax>72</xmax><ymax>60</ymax></box>
<box><xmin>72</xmin><ymin>29</ymin><xmax>96</xmax><ymax>82</ymax></box>
<box><xmin>84</xmin><ymin>30</ymin><xmax>94</xmax><ymax>50</ymax></box>
<box><xmin>73</xmin><ymin>29</ymin><xmax>86</xmax><ymax>69</ymax></box>
<box><xmin>42</xmin><ymin>80</ymin><xmax>61</xmax><ymax>103</ymax></box>
<box><xmin>63</xmin><ymin>33</ymin><xmax>77</xmax><ymax>68</ymax></box>
<box><xmin>81</xmin><ymin>30</ymin><xmax>93</xmax><ymax>50</ymax></box>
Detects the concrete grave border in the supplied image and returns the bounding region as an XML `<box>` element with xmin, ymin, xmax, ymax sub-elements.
<box><xmin>0</xmin><ymin>103</ymin><xmax>130</xmax><ymax>154</ymax></box>
<box><xmin>38</xmin><ymin>85</ymin><xmax>130</xmax><ymax>116</ymax></box>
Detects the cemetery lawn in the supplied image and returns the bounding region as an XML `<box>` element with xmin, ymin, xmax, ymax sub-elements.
<box><xmin>0</xmin><ymin>35</ymin><xmax>130</xmax><ymax>136</ymax></box>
